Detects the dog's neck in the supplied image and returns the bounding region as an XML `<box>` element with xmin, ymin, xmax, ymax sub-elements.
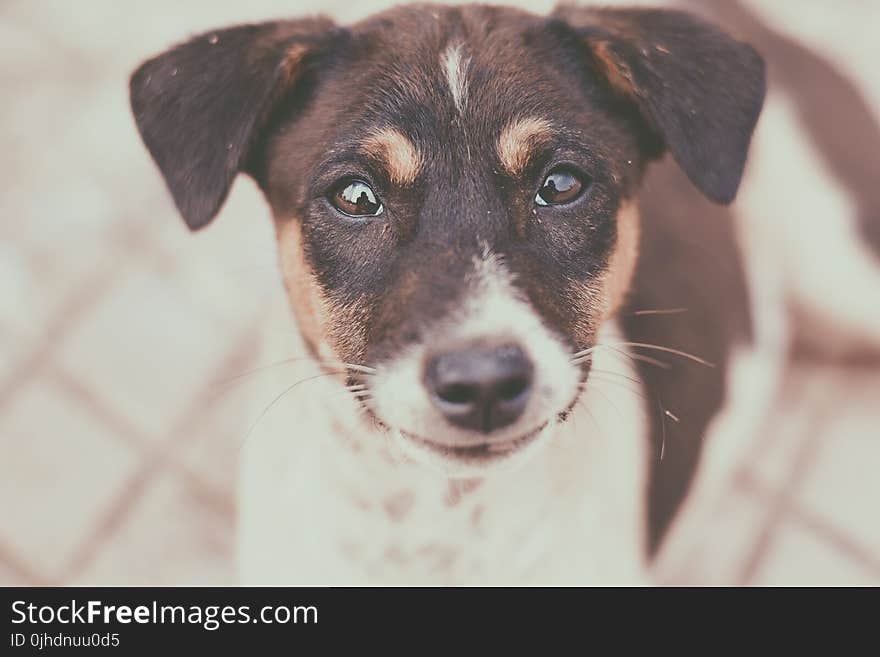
<box><xmin>238</xmin><ymin>300</ymin><xmax>649</xmax><ymax>584</ymax></box>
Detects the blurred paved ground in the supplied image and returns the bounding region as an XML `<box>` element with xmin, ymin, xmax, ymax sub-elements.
<box><xmin>1</xmin><ymin>0</ymin><xmax>878</xmax><ymax>585</ymax></box>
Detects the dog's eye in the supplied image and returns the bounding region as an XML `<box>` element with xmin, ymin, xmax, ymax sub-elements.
<box><xmin>330</xmin><ymin>180</ymin><xmax>383</xmax><ymax>218</ymax></box>
<box><xmin>535</xmin><ymin>168</ymin><xmax>586</xmax><ymax>206</ymax></box>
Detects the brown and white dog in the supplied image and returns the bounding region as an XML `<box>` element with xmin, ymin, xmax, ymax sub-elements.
<box><xmin>130</xmin><ymin>3</ymin><xmax>769</xmax><ymax>584</ymax></box>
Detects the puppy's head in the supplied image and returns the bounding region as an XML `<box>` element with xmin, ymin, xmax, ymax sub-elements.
<box><xmin>130</xmin><ymin>4</ymin><xmax>764</xmax><ymax>475</ymax></box>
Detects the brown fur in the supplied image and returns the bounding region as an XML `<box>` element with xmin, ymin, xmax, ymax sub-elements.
<box><xmin>278</xmin><ymin>43</ymin><xmax>309</xmax><ymax>88</ymax></box>
<box><xmin>382</xmin><ymin>490</ymin><xmax>416</xmax><ymax>522</ymax></box>
<box><xmin>497</xmin><ymin>117</ymin><xmax>554</xmax><ymax>175</ymax></box>
<box><xmin>275</xmin><ymin>217</ymin><xmax>370</xmax><ymax>366</ymax></box>
<box><xmin>361</xmin><ymin>127</ymin><xmax>422</xmax><ymax>185</ymax></box>
<box><xmin>275</xmin><ymin>217</ymin><xmax>325</xmax><ymax>353</ymax></box>
<box><xmin>603</xmin><ymin>202</ymin><xmax>641</xmax><ymax>319</ymax></box>
<box><xmin>592</xmin><ymin>40</ymin><xmax>639</xmax><ymax>100</ymax></box>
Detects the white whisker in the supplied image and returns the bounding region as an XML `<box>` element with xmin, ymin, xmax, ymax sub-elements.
<box><xmin>631</xmin><ymin>307</ymin><xmax>689</xmax><ymax>316</ymax></box>
<box><xmin>223</xmin><ymin>357</ymin><xmax>376</xmax><ymax>388</ymax></box>
<box><xmin>570</xmin><ymin>344</ymin><xmax>598</xmax><ymax>360</ymax></box>
<box><xmin>582</xmin><ymin>374</ymin><xmax>650</xmax><ymax>403</ymax></box>
<box><xmin>239</xmin><ymin>370</ymin><xmax>348</xmax><ymax>449</ymax></box>
<box><xmin>603</xmin><ymin>341</ymin><xmax>715</xmax><ymax>368</ymax></box>
<box><xmin>571</xmin><ymin>344</ymin><xmax>671</xmax><ymax>370</ymax></box>
<box><xmin>339</xmin><ymin>363</ymin><xmax>378</xmax><ymax>375</ymax></box>
<box><xmin>624</xmin><ymin>352</ymin><xmax>672</xmax><ymax>369</ymax></box>
<box><xmin>575</xmin><ymin>399</ymin><xmax>601</xmax><ymax>434</ymax></box>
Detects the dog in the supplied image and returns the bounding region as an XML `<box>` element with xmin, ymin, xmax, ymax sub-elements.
<box><xmin>130</xmin><ymin>2</ymin><xmax>768</xmax><ymax>584</ymax></box>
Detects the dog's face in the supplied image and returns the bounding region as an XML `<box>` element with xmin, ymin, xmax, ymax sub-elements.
<box><xmin>131</xmin><ymin>4</ymin><xmax>764</xmax><ymax>475</ymax></box>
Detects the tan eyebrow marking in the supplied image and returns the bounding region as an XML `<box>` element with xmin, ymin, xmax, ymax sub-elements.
<box><xmin>497</xmin><ymin>117</ymin><xmax>554</xmax><ymax>175</ymax></box>
<box><xmin>361</xmin><ymin>127</ymin><xmax>422</xmax><ymax>185</ymax></box>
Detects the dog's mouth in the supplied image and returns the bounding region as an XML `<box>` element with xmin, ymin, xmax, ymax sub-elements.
<box><xmin>399</xmin><ymin>422</ymin><xmax>548</xmax><ymax>463</ymax></box>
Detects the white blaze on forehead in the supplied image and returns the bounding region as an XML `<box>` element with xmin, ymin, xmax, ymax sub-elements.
<box><xmin>441</xmin><ymin>43</ymin><xmax>470</xmax><ymax>115</ymax></box>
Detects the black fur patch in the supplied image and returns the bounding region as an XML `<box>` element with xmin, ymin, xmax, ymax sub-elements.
<box><xmin>554</xmin><ymin>5</ymin><xmax>766</xmax><ymax>204</ymax></box>
<box><xmin>130</xmin><ymin>18</ymin><xmax>339</xmax><ymax>229</ymax></box>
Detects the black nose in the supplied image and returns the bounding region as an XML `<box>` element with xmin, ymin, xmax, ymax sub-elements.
<box><xmin>423</xmin><ymin>342</ymin><xmax>534</xmax><ymax>434</ymax></box>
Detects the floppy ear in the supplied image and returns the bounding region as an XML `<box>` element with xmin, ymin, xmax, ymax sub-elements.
<box><xmin>553</xmin><ymin>5</ymin><xmax>766</xmax><ymax>204</ymax></box>
<box><xmin>129</xmin><ymin>18</ymin><xmax>337</xmax><ymax>230</ymax></box>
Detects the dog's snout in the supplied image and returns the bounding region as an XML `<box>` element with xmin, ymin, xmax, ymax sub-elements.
<box><xmin>423</xmin><ymin>342</ymin><xmax>534</xmax><ymax>434</ymax></box>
